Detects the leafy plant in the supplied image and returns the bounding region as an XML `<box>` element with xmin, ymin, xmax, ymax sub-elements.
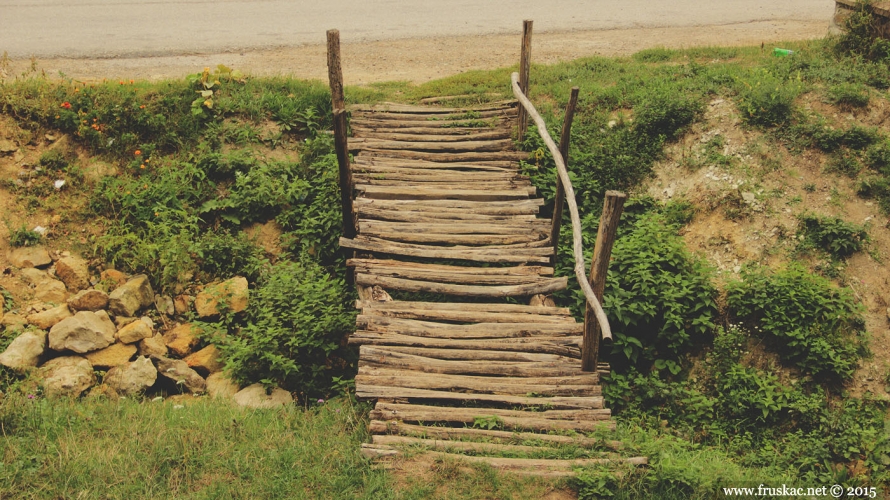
<box><xmin>9</xmin><ymin>225</ymin><xmax>42</xmax><ymax>247</ymax></box>
<box><xmin>826</xmin><ymin>82</ymin><xmax>870</xmax><ymax>109</ymax></box>
<box><xmin>797</xmin><ymin>213</ymin><xmax>868</xmax><ymax>259</ymax></box>
<box><xmin>737</xmin><ymin>71</ymin><xmax>801</xmax><ymax>127</ymax></box>
<box><xmin>725</xmin><ymin>265</ymin><xmax>867</xmax><ymax>381</ymax></box>
<box><xmin>835</xmin><ymin>0</ymin><xmax>890</xmax><ymax>61</ymax></box>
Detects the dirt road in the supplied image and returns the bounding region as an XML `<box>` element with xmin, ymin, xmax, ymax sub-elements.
<box><xmin>1</xmin><ymin>1</ymin><xmax>834</xmax><ymax>84</ymax></box>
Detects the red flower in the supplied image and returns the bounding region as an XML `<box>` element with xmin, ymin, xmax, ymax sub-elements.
<box><xmin>60</xmin><ymin>102</ymin><xmax>72</xmax><ymax>109</ymax></box>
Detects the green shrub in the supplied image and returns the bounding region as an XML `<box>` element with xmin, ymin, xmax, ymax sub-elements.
<box><xmin>603</xmin><ymin>213</ymin><xmax>717</xmax><ymax>372</ymax></box>
<box><xmin>797</xmin><ymin>213</ymin><xmax>868</xmax><ymax>259</ymax></box>
<box><xmin>826</xmin><ymin>82</ymin><xmax>871</xmax><ymax>108</ymax></box>
<box><xmin>633</xmin><ymin>48</ymin><xmax>676</xmax><ymax>63</ymax></box>
<box><xmin>835</xmin><ymin>0</ymin><xmax>890</xmax><ymax>61</ymax></box>
<box><xmin>725</xmin><ymin>265</ymin><xmax>866</xmax><ymax>381</ymax></box>
<box><xmin>825</xmin><ymin>149</ymin><xmax>863</xmax><ymax>177</ymax></box>
<box><xmin>737</xmin><ymin>71</ymin><xmax>801</xmax><ymax>127</ymax></box>
<box><xmin>9</xmin><ymin>226</ymin><xmax>42</xmax><ymax>247</ymax></box>
<box><xmin>632</xmin><ymin>85</ymin><xmax>702</xmax><ymax>140</ymax></box>
<box><xmin>207</xmin><ymin>259</ymin><xmax>354</xmax><ymax>397</ymax></box>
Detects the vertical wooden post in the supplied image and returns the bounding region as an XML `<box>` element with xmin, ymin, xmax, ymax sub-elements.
<box><xmin>581</xmin><ymin>190</ymin><xmax>626</xmax><ymax>372</ymax></box>
<box><xmin>327</xmin><ymin>29</ymin><xmax>356</xmax><ymax>240</ymax></box>
<box><xmin>550</xmin><ymin>87</ymin><xmax>579</xmax><ymax>263</ymax></box>
<box><xmin>516</xmin><ymin>20</ymin><xmax>533</xmax><ymax>144</ymax></box>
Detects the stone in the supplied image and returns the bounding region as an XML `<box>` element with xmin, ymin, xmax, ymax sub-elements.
<box><xmin>107</xmin><ymin>274</ymin><xmax>154</xmax><ymax>317</ymax></box>
<box><xmin>233</xmin><ymin>383</ymin><xmax>293</xmax><ymax>409</ymax></box>
<box><xmin>116</xmin><ymin>320</ymin><xmax>152</xmax><ymax>344</ymax></box>
<box><xmin>66</xmin><ymin>289</ymin><xmax>109</xmax><ymax>311</ymax></box>
<box><xmin>19</xmin><ymin>267</ymin><xmax>47</xmax><ymax>286</ymax></box>
<box><xmin>9</xmin><ymin>246</ymin><xmax>52</xmax><ymax>268</ymax></box>
<box><xmin>195</xmin><ymin>277</ymin><xmax>249</xmax><ymax>318</ymax></box>
<box><xmin>35</xmin><ymin>278</ymin><xmax>69</xmax><ymax>304</ymax></box>
<box><xmin>99</xmin><ymin>269</ymin><xmax>128</xmax><ymax>289</ymax></box>
<box><xmin>83</xmin><ymin>160</ymin><xmax>118</xmax><ymax>184</ymax></box>
<box><xmin>48</xmin><ymin>310</ymin><xmax>116</xmax><ymax>353</ymax></box>
<box><xmin>1</xmin><ymin>313</ymin><xmax>27</xmax><ymax>328</ymax></box>
<box><xmin>0</xmin><ymin>139</ymin><xmax>17</xmax><ymax>153</ymax></box>
<box><xmin>84</xmin><ymin>342</ymin><xmax>137</xmax><ymax>368</ymax></box>
<box><xmin>114</xmin><ymin>316</ymin><xmax>137</xmax><ymax>329</ymax></box>
<box><xmin>163</xmin><ymin>323</ymin><xmax>201</xmax><ymax>358</ymax></box>
<box><xmin>155</xmin><ymin>294</ymin><xmax>174</xmax><ymax>316</ymax></box>
<box><xmin>27</xmin><ymin>304</ymin><xmax>72</xmax><ymax>329</ymax></box>
<box><xmin>155</xmin><ymin>357</ymin><xmax>206</xmax><ymax>393</ymax></box>
<box><xmin>138</xmin><ymin>334</ymin><xmax>168</xmax><ymax>358</ymax></box>
<box><xmin>104</xmin><ymin>356</ymin><xmax>157</xmax><ymax>396</ymax></box>
<box><xmin>183</xmin><ymin>344</ymin><xmax>223</xmax><ymax>376</ymax></box>
<box><xmin>173</xmin><ymin>294</ymin><xmax>193</xmax><ymax>315</ymax></box>
<box><xmin>0</xmin><ymin>330</ymin><xmax>46</xmax><ymax>369</ymax></box>
<box><xmin>41</xmin><ymin>356</ymin><xmax>95</xmax><ymax>398</ymax></box>
<box><xmin>54</xmin><ymin>256</ymin><xmax>90</xmax><ymax>293</ymax></box>
<box><xmin>205</xmin><ymin>372</ymin><xmax>240</xmax><ymax>398</ymax></box>
<box><xmin>244</xmin><ymin>220</ymin><xmax>283</xmax><ymax>256</ymax></box>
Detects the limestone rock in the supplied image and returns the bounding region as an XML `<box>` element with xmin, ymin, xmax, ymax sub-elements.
<box><xmin>116</xmin><ymin>320</ymin><xmax>153</xmax><ymax>344</ymax></box>
<box><xmin>114</xmin><ymin>316</ymin><xmax>137</xmax><ymax>329</ymax></box>
<box><xmin>163</xmin><ymin>323</ymin><xmax>201</xmax><ymax>357</ymax></box>
<box><xmin>48</xmin><ymin>310</ymin><xmax>116</xmax><ymax>353</ymax></box>
<box><xmin>155</xmin><ymin>294</ymin><xmax>174</xmax><ymax>316</ymax></box>
<box><xmin>19</xmin><ymin>267</ymin><xmax>47</xmax><ymax>286</ymax></box>
<box><xmin>233</xmin><ymin>383</ymin><xmax>293</xmax><ymax>408</ymax></box>
<box><xmin>27</xmin><ymin>304</ymin><xmax>72</xmax><ymax>329</ymax></box>
<box><xmin>41</xmin><ymin>356</ymin><xmax>95</xmax><ymax>398</ymax></box>
<box><xmin>107</xmin><ymin>274</ymin><xmax>154</xmax><ymax>317</ymax></box>
<box><xmin>173</xmin><ymin>294</ymin><xmax>193</xmax><ymax>315</ymax></box>
<box><xmin>35</xmin><ymin>278</ymin><xmax>69</xmax><ymax>304</ymax></box>
<box><xmin>104</xmin><ymin>356</ymin><xmax>157</xmax><ymax>396</ymax></box>
<box><xmin>139</xmin><ymin>334</ymin><xmax>168</xmax><ymax>358</ymax></box>
<box><xmin>1</xmin><ymin>313</ymin><xmax>27</xmax><ymax>328</ymax></box>
<box><xmin>155</xmin><ymin>357</ymin><xmax>206</xmax><ymax>393</ymax></box>
<box><xmin>67</xmin><ymin>289</ymin><xmax>109</xmax><ymax>311</ymax></box>
<box><xmin>9</xmin><ymin>246</ymin><xmax>52</xmax><ymax>268</ymax></box>
<box><xmin>99</xmin><ymin>269</ymin><xmax>128</xmax><ymax>290</ymax></box>
<box><xmin>0</xmin><ymin>139</ymin><xmax>17</xmax><ymax>154</ymax></box>
<box><xmin>55</xmin><ymin>256</ymin><xmax>90</xmax><ymax>293</ymax></box>
<box><xmin>84</xmin><ymin>342</ymin><xmax>137</xmax><ymax>368</ymax></box>
<box><xmin>195</xmin><ymin>277</ymin><xmax>249</xmax><ymax>317</ymax></box>
<box><xmin>206</xmin><ymin>372</ymin><xmax>240</xmax><ymax>398</ymax></box>
<box><xmin>0</xmin><ymin>330</ymin><xmax>46</xmax><ymax>369</ymax></box>
<box><xmin>183</xmin><ymin>344</ymin><xmax>223</xmax><ymax>375</ymax></box>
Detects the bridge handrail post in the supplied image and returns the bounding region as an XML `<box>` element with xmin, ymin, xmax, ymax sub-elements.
<box><xmin>550</xmin><ymin>87</ymin><xmax>579</xmax><ymax>265</ymax></box>
<box><xmin>326</xmin><ymin>29</ymin><xmax>357</xmax><ymax>241</ymax></box>
<box><xmin>516</xmin><ymin>20</ymin><xmax>533</xmax><ymax>144</ymax></box>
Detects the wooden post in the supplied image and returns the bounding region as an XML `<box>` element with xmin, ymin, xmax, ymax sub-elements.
<box><xmin>327</xmin><ymin>29</ymin><xmax>356</xmax><ymax>240</ymax></box>
<box><xmin>550</xmin><ymin>87</ymin><xmax>579</xmax><ymax>263</ymax></box>
<box><xmin>516</xmin><ymin>20</ymin><xmax>533</xmax><ymax>144</ymax></box>
<box><xmin>581</xmin><ymin>190</ymin><xmax>626</xmax><ymax>372</ymax></box>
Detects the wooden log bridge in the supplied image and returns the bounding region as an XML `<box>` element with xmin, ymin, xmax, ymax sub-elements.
<box><xmin>328</xmin><ymin>24</ymin><xmax>643</xmax><ymax>476</ymax></box>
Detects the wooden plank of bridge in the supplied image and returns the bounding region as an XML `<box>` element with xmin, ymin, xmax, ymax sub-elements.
<box><xmin>334</xmin><ymin>96</ymin><xmax>625</xmax><ymax>475</ymax></box>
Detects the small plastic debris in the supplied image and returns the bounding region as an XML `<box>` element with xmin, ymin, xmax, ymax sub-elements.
<box><xmin>32</xmin><ymin>226</ymin><xmax>47</xmax><ymax>235</ymax></box>
<box><xmin>773</xmin><ymin>48</ymin><xmax>793</xmax><ymax>57</ymax></box>
<box><xmin>53</xmin><ymin>179</ymin><xmax>66</xmax><ymax>190</ymax></box>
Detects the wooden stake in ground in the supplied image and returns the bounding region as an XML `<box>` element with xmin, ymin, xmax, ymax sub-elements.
<box><xmin>326</xmin><ymin>29</ymin><xmax>356</xmax><ymax>240</ymax></box>
<box><xmin>550</xmin><ymin>86</ymin><xmax>579</xmax><ymax>263</ymax></box>
<box><xmin>516</xmin><ymin>20</ymin><xmax>533</xmax><ymax>144</ymax></box>
<box><xmin>581</xmin><ymin>190</ymin><xmax>626</xmax><ymax>372</ymax></box>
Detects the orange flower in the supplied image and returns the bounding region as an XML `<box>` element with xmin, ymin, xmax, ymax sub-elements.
<box><xmin>140</xmin><ymin>164</ymin><xmax>145</xmax><ymax>169</ymax></box>
<box><xmin>139</xmin><ymin>105</ymin><xmax>145</xmax><ymax>109</ymax></box>
<box><xmin>134</xmin><ymin>150</ymin><xmax>141</xmax><ymax>156</ymax></box>
<box><xmin>129</xmin><ymin>79</ymin><xmax>134</xmax><ymax>84</ymax></box>
<box><xmin>60</xmin><ymin>102</ymin><xmax>71</xmax><ymax>109</ymax></box>
<box><xmin>55</xmin><ymin>115</ymin><xmax>60</xmax><ymax>119</ymax></box>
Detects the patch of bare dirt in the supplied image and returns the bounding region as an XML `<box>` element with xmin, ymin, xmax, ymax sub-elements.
<box><xmin>1</xmin><ymin>20</ymin><xmax>829</xmax><ymax>85</ymax></box>
<box><xmin>645</xmin><ymin>90</ymin><xmax>890</xmax><ymax>399</ymax></box>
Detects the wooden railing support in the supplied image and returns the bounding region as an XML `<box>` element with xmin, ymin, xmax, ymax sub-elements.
<box><xmin>581</xmin><ymin>191</ymin><xmax>626</xmax><ymax>372</ymax></box>
<box><xmin>550</xmin><ymin>87</ymin><xmax>579</xmax><ymax>263</ymax></box>
<box><xmin>326</xmin><ymin>29</ymin><xmax>356</xmax><ymax>240</ymax></box>
<box><xmin>516</xmin><ymin>20</ymin><xmax>533</xmax><ymax>144</ymax></box>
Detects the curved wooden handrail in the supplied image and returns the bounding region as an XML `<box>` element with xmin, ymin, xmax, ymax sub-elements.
<box><xmin>510</xmin><ymin>72</ymin><xmax>613</xmax><ymax>343</ymax></box>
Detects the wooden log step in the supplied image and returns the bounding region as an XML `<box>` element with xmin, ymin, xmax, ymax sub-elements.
<box><xmin>355</xmin><ymin>299</ymin><xmax>571</xmax><ymax>315</ymax></box>
<box><xmin>352</xmin><ymin>167</ymin><xmax>526</xmax><ymax>182</ymax></box>
<box><xmin>351</xmin><ymin>118</ymin><xmax>506</xmax><ymax>130</ymax></box>
<box><xmin>355</xmin><ymin>179</ymin><xmax>533</xmax><ymax>191</ymax></box>
<box><xmin>416</xmin><ymin>451</ymin><xmax>647</xmax><ymax>472</ymax></box>
<box><xmin>362</xmin><ymin>345</ymin><xmax>578</xmax><ymax>362</ymax></box>
<box><xmin>359</xmin><ymin>149</ymin><xmax>531</xmax><ymax>163</ymax></box>
<box><xmin>370</xmin><ymin>402</ymin><xmax>612</xmax><ymax>432</ymax></box>
<box><xmin>359</xmin><ymin>232</ymin><xmax>546</xmax><ymax>246</ymax></box>
<box><xmin>356</xmin><ymin>385</ymin><xmax>602</xmax><ymax>409</ymax></box>
<box><xmin>351</xmin><ymin>125</ymin><xmax>513</xmax><ymax>136</ymax></box>
<box><xmin>353</xmin><ymin>198</ymin><xmax>543</xmax><ymax>216</ymax></box>
<box><xmin>370</xmin><ymin>435</ymin><xmax>560</xmax><ymax>455</ymax></box>
<box><xmin>349</xmin><ymin>259</ymin><xmax>553</xmax><ymax>277</ymax></box>
<box><xmin>357</xmin><ymin>367</ymin><xmax>597</xmax><ymax>395</ymax></box>
<box><xmin>357</xmin><ymin>316</ymin><xmax>582</xmax><ymax>338</ymax></box>
<box><xmin>359</xmin><ymin>220</ymin><xmax>548</xmax><ymax>235</ymax></box>
<box><xmin>355</xmin><ymin>130</ymin><xmax>512</xmax><ymax>142</ymax></box>
<box><xmin>359</xmin><ymin>302</ymin><xmax>571</xmax><ymax>319</ymax></box>
<box><xmin>349</xmin><ymin>333</ymin><xmax>581</xmax><ymax>358</ymax></box>
<box><xmin>369</xmin><ymin>420</ymin><xmax>616</xmax><ymax>449</ymax></box>
<box><xmin>349</xmin><ymin>100</ymin><xmax>516</xmax><ymax>113</ymax></box>
<box><xmin>352</xmin><ymin>108</ymin><xmax>516</xmax><ymax>121</ymax></box>
<box><xmin>360</xmin><ymin>347</ymin><xmax>584</xmax><ymax>377</ymax></box>
<box><xmin>418</xmin><ymin>94</ymin><xmax>507</xmax><ymax>105</ymax></box>
<box><xmin>340</xmin><ymin>237</ymin><xmax>552</xmax><ymax>264</ymax></box>
<box><xmin>353</xmin><ymin>160</ymin><xmax>516</xmax><ymax>173</ymax></box>
<box><xmin>355</xmin><ymin>274</ymin><xmax>565</xmax><ymax>297</ymax></box>
<box><xmin>355</xmin><ymin>206</ymin><xmax>537</xmax><ymax>223</ymax></box>
<box><xmin>355</xmin><ymin>185</ymin><xmax>535</xmax><ymax>201</ymax></box>
<box><xmin>350</xmin><ymin>138</ymin><xmax>514</xmax><ymax>153</ymax></box>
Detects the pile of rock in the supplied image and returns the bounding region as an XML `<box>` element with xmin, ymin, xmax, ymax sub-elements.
<box><xmin>1</xmin><ymin>247</ymin><xmax>293</xmax><ymax>408</ymax></box>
